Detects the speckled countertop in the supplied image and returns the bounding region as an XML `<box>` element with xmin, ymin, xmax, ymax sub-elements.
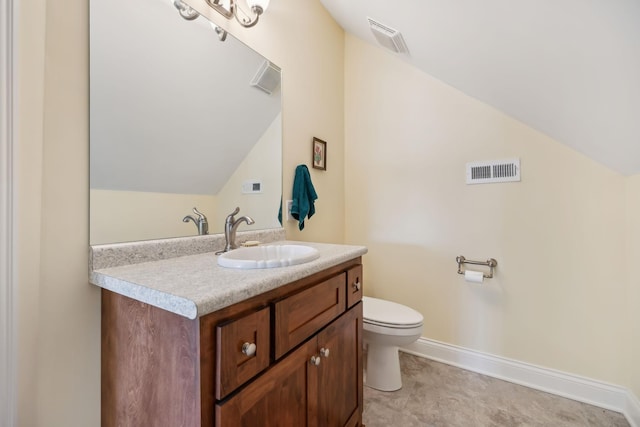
<box><xmin>90</xmin><ymin>237</ymin><xmax>367</xmax><ymax>320</ymax></box>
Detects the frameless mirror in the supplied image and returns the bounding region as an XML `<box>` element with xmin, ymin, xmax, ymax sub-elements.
<box><xmin>90</xmin><ymin>0</ymin><xmax>282</xmax><ymax>245</ymax></box>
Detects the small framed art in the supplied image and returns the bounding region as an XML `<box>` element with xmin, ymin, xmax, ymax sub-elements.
<box><xmin>312</xmin><ymin>137</ymin><xmax>327</xmax><ymax>170</ymax></box>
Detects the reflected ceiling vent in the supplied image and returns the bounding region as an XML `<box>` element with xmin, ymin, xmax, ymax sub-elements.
<box><xmin>367</xmin><ymin>17</ymin><xmax>409</xmax><ymax>54</ymax></box>
<box><xmin>250</xmin><ymin>60</ymin><xmax>281</xmax><ymax>95</ymax></box>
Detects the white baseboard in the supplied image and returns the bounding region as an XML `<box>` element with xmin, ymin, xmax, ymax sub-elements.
<box><xmin>626</xmin><ymin>391</ymin><xmax>640</xmax><ymax>427</ymax></box>
<box><xmin>402</xmin><ymin>338</ymin><xmax>640</xmax><ymax>427</ymax></box>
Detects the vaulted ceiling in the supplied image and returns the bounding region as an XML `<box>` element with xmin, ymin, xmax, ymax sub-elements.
<box><xmin>320</xmin><ymin>0</ymin><xmax>640</xmax><ymax>176</ymax></box>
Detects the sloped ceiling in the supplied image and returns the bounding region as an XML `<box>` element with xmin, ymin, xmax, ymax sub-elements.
<box><xmin>320</xmin><ymin>0</ymin><xmax>640</xmax><ymax>176</ymax></box>
<box><xmin>90</xmin><ymin>0</ymin><xmax>281</xmax><ymax>195</ymax></box>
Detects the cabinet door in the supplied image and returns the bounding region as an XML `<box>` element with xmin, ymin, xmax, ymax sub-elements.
<box><xmin>216</xmin><ymin>339</ymin><xmax>316</xmax><ymax>427</ymax></box>
<box><xmin>314</xmin><ymin>303</ymin><xmax>363</xmax><ymax>427</ymax></box>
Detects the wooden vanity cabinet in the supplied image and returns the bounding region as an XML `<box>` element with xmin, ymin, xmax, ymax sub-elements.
<box><xmin>102</xmin><ymin>257</ymin><xmax>363</xmax><ymax>427</ymax></box>
<box><xmin>216</xmin><ymin>304</ymin><xmax>362</xmax><ymax>427</ymax></box>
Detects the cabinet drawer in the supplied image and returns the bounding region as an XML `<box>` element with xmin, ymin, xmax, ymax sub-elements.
<box><xmin>346</xmin><ymin>265</ymin><xmax>363</xmax><ymax>308</ymax></box>
<box><xmin>216</xmin><ymin>306</ymin><xmax>270</xmax><ymax>399</ymax></box>
<box><xmin>274</xmin><ymin>273</ymin><xmax>346</xmax><ymax>359</ymax></box>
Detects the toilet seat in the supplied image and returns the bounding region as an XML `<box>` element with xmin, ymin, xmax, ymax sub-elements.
<box><xmin>362</xmin><ymin>296</ymin><xmax>423</xmax><ymax>329</ymax></box>
<box><xmin>364</xmin><ymin>318</ymin><xmax>423</xmax><ymax>329</ymax></box>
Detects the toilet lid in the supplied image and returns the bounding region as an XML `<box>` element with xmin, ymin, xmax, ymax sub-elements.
<box><xmin>363</xmin><ymin>296</ymin><xmax>423</xmax><ymax>327</ymax></box>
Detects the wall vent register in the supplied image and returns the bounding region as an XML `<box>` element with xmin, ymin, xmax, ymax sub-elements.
<box><xmin>466</xmin><ymin>158</ymin><xmax>521</xmax><ymax>184</ymax></box>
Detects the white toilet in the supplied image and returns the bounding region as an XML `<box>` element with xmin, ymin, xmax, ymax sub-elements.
<box><xmin>362</xmin><ymin>296</ymin><xmax>424</xmax><ymax>392</ymax></box>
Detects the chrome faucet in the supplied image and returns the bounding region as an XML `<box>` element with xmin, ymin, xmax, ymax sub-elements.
<box><xmin>182</xmin><ymin>207</ymin><xmax>209</xmax><ymax>235</ymax></box>
<box><xmin>221</xmin><ymin>207</ymin><xmax>254</xmax><ymax>253</ymax></box>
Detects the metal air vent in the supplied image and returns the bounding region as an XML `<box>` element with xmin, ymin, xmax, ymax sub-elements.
<box><xmin>466</xmin><ymin>159</ymin><xmax>521</xmax><ymax>184</ymax></box>
<box><xmin>367</xmin><ymin>18</ymin><xmax>409</xmax><ymax>54</ymax></box>
<box><xmin>250</xmin><ymin>60</ymin><xmax>281</xmax><ymax>95</ymax></box>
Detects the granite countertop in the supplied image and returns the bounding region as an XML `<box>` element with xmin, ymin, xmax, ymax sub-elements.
<box><xmin>90</xmin><ymin>240</ymin><xmax>367</xmax><ymax>319</ymax></box>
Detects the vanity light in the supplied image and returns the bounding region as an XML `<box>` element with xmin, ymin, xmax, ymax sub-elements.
<box><xmin>205</xmin><ymin>0</ymin><xmax>270</xmax><ymax>28</ymax></box>
<box><xmin>173</xmin><ymin>0</ymin><xmax>199</xmax><ymax>21</ymax></box>
<box><xmin>172</xmin><ymin>0</ymin><xmax>269</xmax><ymax>41</ymax></box>
<box><xmin>210</xmin><ymin>22</ymin><xmax>229</xmax><ymax>41</ymax></box>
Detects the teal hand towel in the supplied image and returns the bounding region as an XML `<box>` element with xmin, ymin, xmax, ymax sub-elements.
<box><xmin>291</xmin><ymin>165</ymin><xmax>318</xmax><ymax>230</ymax></box>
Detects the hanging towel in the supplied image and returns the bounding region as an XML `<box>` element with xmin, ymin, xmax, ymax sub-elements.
<box><xmin>291</xmin><ymin>164</ymin><xmax>318</xmax><ymax>230</ymax></box>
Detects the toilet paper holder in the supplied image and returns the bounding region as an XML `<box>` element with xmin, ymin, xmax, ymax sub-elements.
<box><xmin>456</xmin><ymin>255</ymin><xmax>498</xmax><ymax>279</ymax></box>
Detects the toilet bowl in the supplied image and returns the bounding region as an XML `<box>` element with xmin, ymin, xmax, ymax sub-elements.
<box><xmin>362</xmin><ymin>296</ymin><xmax>423</xmax><ymax>392</ymax></box>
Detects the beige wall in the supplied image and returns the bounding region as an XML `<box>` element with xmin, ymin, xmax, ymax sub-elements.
<box><xmin>18</xmin><ymin>0</ymin><xmax>102</xmax><ymax>425</ymax></box>
<box><xmin>344</xmin><ymin>35</ymin><xmax>631</xmax><ymax>387</ymax></box>
<box><xmin>90</xmin><ymin>190</ymin><xmax>218</xmax><ymax>244</ymax></box>
<box><xmin>16</xmin><ymin>0</ymin><xmax>345</xmax><ymax>425</ymax></box>
<box><xmin>626</xmin><ymin>174</ymin><xmax>640</xmax><ymax>397</ymax></box>
<box><xmin>215</xmin><ymin>113</ymin><xmax>283</xmax><ymax>232</ymax></box>
<box><xmin>16</xmin><ymin>0</ymin><xmax>46</xmax><ymax>425</ymax></box>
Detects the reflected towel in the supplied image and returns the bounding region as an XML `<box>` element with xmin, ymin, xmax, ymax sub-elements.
<box><xmin>291</xmin><ymin>165</ymin><xmax>318</xmax><ymax>230</ymax></box>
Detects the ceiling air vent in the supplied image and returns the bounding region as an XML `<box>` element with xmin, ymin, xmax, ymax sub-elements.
<box><xmin>466</xmin><ymin>158</ymin><xmax>521</xmax><ymax>185</ymax></box>
<box><xmin>367</xmin><ymin>18</ymin><xmax>409</xmax><ymax>54</ymax></box>
<box><xmin>250</xmin><ymin>60</ymin><xmax>281</xmax><ymax>95</ymax></box>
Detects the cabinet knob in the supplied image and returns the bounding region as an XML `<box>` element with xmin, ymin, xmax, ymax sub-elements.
<box><xmin>353</xmin><ymin>279</ymin><xmax>361</xmax><ymax>291</ymax></box>
<box><xmin>242</xmin><ymin>342</ymin><xmax>257</xmax><ymax>357</ymax></box>
<box><xmin>320</xmin><ymin>347</ymin><xmax>330</xmax><ymax>358</ymax></box>
<box><xmin>310</xmin><ymin>355</ymin><xmax>321</xmax><ymax>366</ymax></box>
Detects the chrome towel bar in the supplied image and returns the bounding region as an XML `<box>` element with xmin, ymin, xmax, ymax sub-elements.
<box><xmin>456</xmin><ymin>255</ymin><xmax>498</xmax><ymax>279</ymax></box>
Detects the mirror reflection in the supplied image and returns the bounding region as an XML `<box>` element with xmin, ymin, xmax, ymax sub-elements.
<box><xmin>90</xmin><ymin>0</ymin><xmax>282</xmax><ymax>245</ymax></box>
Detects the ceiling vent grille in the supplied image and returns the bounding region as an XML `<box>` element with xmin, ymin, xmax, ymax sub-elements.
<box><xmin>466</xmin><ymin>158</ymin><xmax>521</xmax><ymax>184</ymax></box>
<box><xmin>367</xmin><ymin>18</ymin><xmax>409</xmax><ymax>54</ymax></box>
<box><xmin>250</xmin><ymin>60</ymin><xmax>281</xmax><ymax>95</ymax></box>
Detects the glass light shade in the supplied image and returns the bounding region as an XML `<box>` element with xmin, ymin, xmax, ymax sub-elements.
<box><xmin>246</xmin><ymin>0</ymin><xmax>269</xmax><ymax>13</ymax></box>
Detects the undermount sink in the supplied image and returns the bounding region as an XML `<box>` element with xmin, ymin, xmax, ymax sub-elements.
<box><xmin>217</xmin><ymin>244</ymin><xmax>321</xmax><ymax>269</ymax></box>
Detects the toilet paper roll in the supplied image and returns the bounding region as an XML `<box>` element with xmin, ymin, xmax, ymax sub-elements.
<box><xmin>464</xmin><ymin>270</ymin><xmax>484</xmax><ymax>284</ymax></box>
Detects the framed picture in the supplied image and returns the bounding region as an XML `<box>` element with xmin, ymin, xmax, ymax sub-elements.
<box><xmin>312</xmin><ymin>137</ymin><xmax>327</xmax><ymax>170</ymax></box>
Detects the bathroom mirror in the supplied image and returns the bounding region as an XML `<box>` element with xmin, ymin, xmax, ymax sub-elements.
<box><xmin>90</xmin><ymin>0</ymin><xmax>282</xmax><ymax>245</ymax></box>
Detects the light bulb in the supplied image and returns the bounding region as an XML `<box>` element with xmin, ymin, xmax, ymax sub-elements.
<box><xmin>246</xmin><ymin>0</ymin><xmax>269</xmax><ymax>14</ymax></box>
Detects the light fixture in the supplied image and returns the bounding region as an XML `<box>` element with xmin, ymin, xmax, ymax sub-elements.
<box><xmin>210</xmin><ymin>22</ymin><xmax>228</xmax><ymax>41</ymax></box>
<box><xmin>205</xmin><ymin>0</ymin><xmax>270</xmax><ymax>28</ymax></box>
<box><xmin>173</xmin><ymin>0</ymin><xmax>199</xmax><ymax>21</ymax></box>
<box><xmin>171</xmin><ymin>0</ymin><xmax>269</xmax><ymax>41</ymax></box>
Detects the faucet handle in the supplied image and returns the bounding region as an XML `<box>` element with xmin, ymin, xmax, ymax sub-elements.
<box><xmin>192</xmin><ymin>207</ymin><xmax>207</xmax><ymax>222</ymax></box>
<box><xmin>225</xmin><ymin>207</ymin><xmax>241</xmax><ymax>222</ymax></box>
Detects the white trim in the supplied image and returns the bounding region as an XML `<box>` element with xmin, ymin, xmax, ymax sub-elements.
<box><xmin>0</xmin><ymin>0</ymin><xmax>16</xmax><ymax>424</ymax></box>
<box><xmin>403</xmin><ymin>338</ymin><xmax>640</xmax><ymax>427</ymax></box>
<box><xmin>626</xmin><ymin>391</ymin><xmax>640</xmax><ymax>427</ymax></box>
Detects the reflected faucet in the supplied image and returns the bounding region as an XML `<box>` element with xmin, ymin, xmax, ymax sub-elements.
<box><xmin>183</xmin><ymin>207</ymin><xmax>209</xmax><ymax>235</ymax></box>
<box><xmin>220</xmin><ymin>207</ymin><xmax>254</xmax><ymax>253</ymax></box>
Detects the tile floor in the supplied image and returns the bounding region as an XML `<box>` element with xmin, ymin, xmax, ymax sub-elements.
<box><xmin>363</xmin><ymin>352</ymin><xmax>629</xmax><ymax>427</ymax></box>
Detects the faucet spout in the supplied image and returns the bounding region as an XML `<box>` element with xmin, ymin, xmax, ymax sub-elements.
<box><xmin>218</xmin><ymin>207</ymin><xmax>254</xmax><ymax>253</ymax></box>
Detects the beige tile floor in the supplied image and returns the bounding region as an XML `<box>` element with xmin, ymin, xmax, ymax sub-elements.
<box><xmin>363</xmin><ymin>352</ymin><xmax>629</xmax><ymax>427</ymax></box>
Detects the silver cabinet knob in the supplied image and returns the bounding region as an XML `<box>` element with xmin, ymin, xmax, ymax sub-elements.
<box><xmin>242</xmin><ymin>342</ymin><xmax>257</xmax><ymax>357</ymax></box>
<box><xmin>310</xmin><ymin>355</ymin><xmax>321</xmax><ymax>366</ymax></box>
<box><xmin>353</xmin><ymin>280</ymin><xmax>361</xmax><ymax>291</ymax></box>
<box><xmin>320</xmin><ymin>347</ymin><xmax>330</xmax><ymax>358</ymax></box>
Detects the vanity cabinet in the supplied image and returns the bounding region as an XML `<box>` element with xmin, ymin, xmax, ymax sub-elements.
<box><xmin>101</xmin><ymin>257</ymin><xmax>364</xmax><ymax>427</ymax></box>
<box><xmin>216</xmin><ymin>306</ymin><xmax>361</xmax><ymax>426</ymax></box>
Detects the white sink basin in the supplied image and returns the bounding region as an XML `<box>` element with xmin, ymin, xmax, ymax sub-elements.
<box><xmin>217</xmin><ymin>244</ymin><xmax>320</xmax><ymax>269</ymax></box>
